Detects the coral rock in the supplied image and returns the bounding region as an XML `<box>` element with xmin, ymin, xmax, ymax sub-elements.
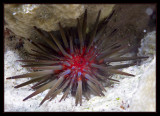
<box><xmin>4</xmin><ymin>4</ymin><xmax>114</xmax><ymax>39</ymax></box>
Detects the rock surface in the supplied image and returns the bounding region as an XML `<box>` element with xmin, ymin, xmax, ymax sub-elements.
<box><xmin>128</xmin><ymin>31</ymin><xmax>156</xmax><ymax>111</ymax></box>
<box><xmin>129</xmin><ymin>57</ymin><xmax>156</xmax><ymax>111</ymax></box>
<box><xmin>4</xmin><ymin>4</ymin><xmax>114</xmax><ymax>39</ymax></box>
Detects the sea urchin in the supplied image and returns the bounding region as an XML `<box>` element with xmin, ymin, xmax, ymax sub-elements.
<box><xmin>6</xmin><ymin>9</ymin><xmax>148</xmax><ymax>106</ymax></box>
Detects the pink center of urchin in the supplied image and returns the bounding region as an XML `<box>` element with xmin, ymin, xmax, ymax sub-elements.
<box><xmin>62</xmin><ymin>48</ymin><xmax>95</xmax><ymax>81</ymax></box>
<box><xmin>69</xmin><ymin>55</ymin><xmax>89</xmax><ymax>72</ymax></box>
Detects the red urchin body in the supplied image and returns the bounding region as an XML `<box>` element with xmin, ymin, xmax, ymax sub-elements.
<box><xmin>63</xmin><ymin>47</ymin><xmax>95</xmax><ymax>80</ymax></box>
<box><xmin>6</xmin><ymin>9</ymin><xmax>148</xmax><ymax>106</ymax></box>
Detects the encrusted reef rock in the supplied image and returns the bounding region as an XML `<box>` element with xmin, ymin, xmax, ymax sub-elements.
<box><xmin>4</xmin><ymin>4</ymin><xmax>115</xmax><ymax>39</ymax></box>
<box><xmin>138</xmin><ymin>31</ymin><xmax>156</xmax><ymax>57</ymax></box>
<box><xmin>129</xmin><ymin>57</ymin><xmax>156</xmax><ymax>111</ymax></box>
<box><xmin>128</xmin><ymin>31</ymin><xmax>156</xmax><ymax>112</ymax></box>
